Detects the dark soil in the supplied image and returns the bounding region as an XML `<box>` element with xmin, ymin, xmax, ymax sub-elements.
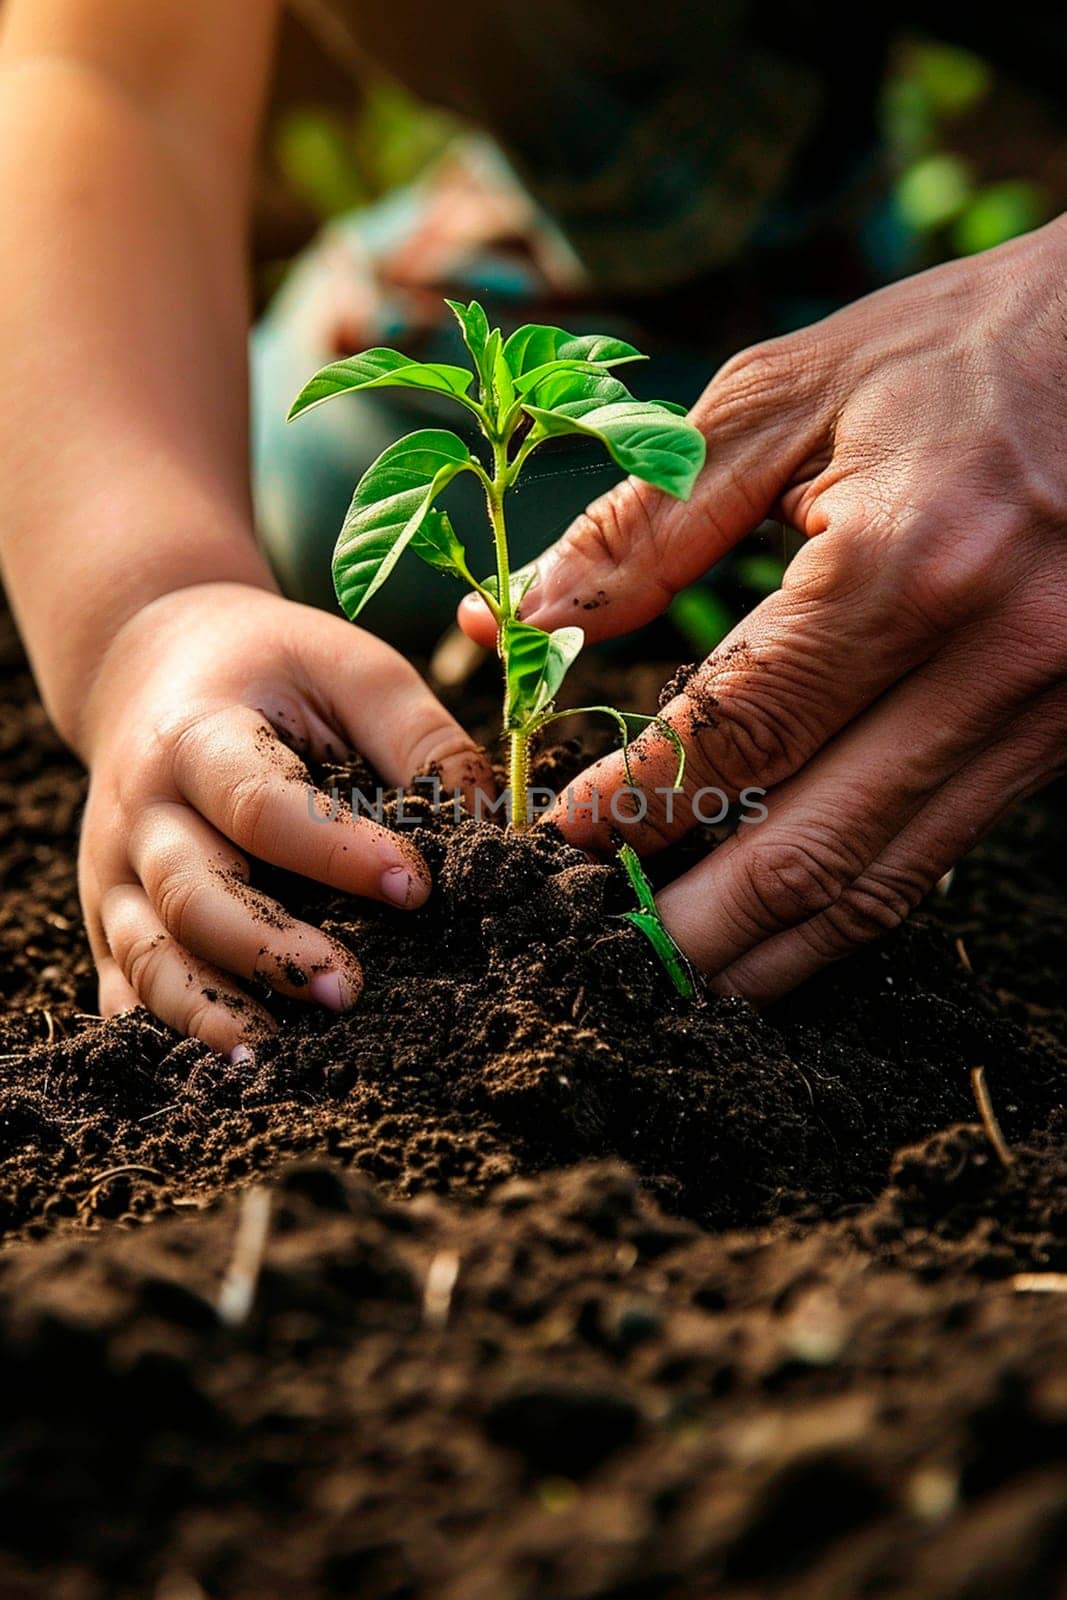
<box><xmin>0</xmin><ymin>605</ymin><xmax>1064</xmax><ymax>1598</ymax></box>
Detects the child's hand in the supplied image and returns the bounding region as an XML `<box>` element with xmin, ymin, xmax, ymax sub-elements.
<box><xmin>77</xmin><ymin>583</ymin><xmax>492</xmax><ymax>1057</ymax></box>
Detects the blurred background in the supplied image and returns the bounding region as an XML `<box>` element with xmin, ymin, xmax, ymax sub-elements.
<box><xmin>254</xmin><ymin>12</ymin><xmax>1067</xmax><ymax>298</ymax></box>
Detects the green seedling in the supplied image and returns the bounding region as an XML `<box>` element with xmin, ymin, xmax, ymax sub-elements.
<box><xmin>289</xmin><ymin>299</ymin><xmax>706</xmax><ymax>833</ymax></box>
<box><xmin>618</xmin><ymin>845</ymin><xmax>696</xmax><ymax>1000</ymax></box>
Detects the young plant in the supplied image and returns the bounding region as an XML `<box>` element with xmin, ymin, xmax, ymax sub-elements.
<box><xmin>288</xmin><ymin>300</ymin><xmax>706</xmax><ymax>829</ymax></box>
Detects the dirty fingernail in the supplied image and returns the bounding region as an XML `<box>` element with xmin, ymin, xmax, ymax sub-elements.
<box><xmin>310</xmin><ymin>969</ymin><xmax>356</xmax><ymax>1011</ymax></box>
<box><xmin>229</xmin><ymin>1044</ymin><xmax>255</xmax><ymax>1066</ymax></box>
<box><xmin>381</xmin><ymin>866</ymin><xmax>423</xmax><ymax>907</ymax></box>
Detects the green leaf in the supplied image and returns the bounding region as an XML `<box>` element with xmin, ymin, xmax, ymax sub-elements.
<box><xmin>618</xmin><ymin>844</ymin><xmax>696</xmax><ymax>1000</ymax></box>
<box><xmin>492</xmin><ymin>340</ymin><xmax>517</xmax><ymax>412</ymax></box>
<box><xmin>502</xmin><ymin>619</ymin><xmax>584</xmax><ymax>729</ymax></box>
<box><xmin>445</xmin><ymin>299</ymin><xmax>508</xmax><ymax>414</ymax></box>
<box><xmin>523</xmin><ymin>388</ymin><xmax>706</xmax><ymax>500</ymax></box>
<box><xmin>512</xmin><ymin>359</ymin><xmax>633</xmax><ymax>397</ymax></box>
<box><xmin>445</xmin><ymin>298</ymin><xmax>490</xmax><ymax>370</ymax></box>
<box><xmin>618</xmin><ymin>842</ymin><xmax>657</xmax><ymax>914</ymax></box>
<box><xmin>503</xmin><ymin>324</ymin><xmax>644</xmax><ymax>381</ymax></box>
<box><xmin>481</xmin><ymin>327</ymin><xmax>504</xmax><ymax>413</ymax></box>
<box><xmin>332</xmin><ymin>429</ymin><xmax>475</xmax><ymax>618</ymax></box>
<box><xmin>524</xmin><ymin>368</ymin><xmax>633</xmax><ymax>409</ymax></box>
<box><xmin>288</xmin><ymin>349</ymin><xmax>474</xmax><ymax>421</ymax></box>
<box><xmin>409</xmin><ymin>513</ymin><xmax>471</xmax><ymax>581</ymax></box>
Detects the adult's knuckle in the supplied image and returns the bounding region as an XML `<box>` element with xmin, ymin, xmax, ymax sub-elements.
<box><xmin>737</xmin><ymin>835</ymin><xmax>854</xmax><ymax>932</ymax></box>
<box><xmin>996</xmin><ymin>569</ymin><xmax>1067</xmax><ymax>683</ymax></box>
<box><xmin>683</xmin><ymin>678</ymin><xmax>813</xmax><ymax>794</ymax></box>
<box><xmin>892</xmin><ymin>506</ymin><xmax>1018</xmax><ymax>631</ymax></box>
<box><xmin>781</xmin><ymin>532</ymin><xmax>868</xmax><ymax>608</ymax></box>
<box><xmin>821</xmin><ymin>863</ymin><xmax>927</xmax><ymax>944</ymax></box>
<box><xmin>714</xmin><ymin>339</ymin><xmax>786</xmax><ymax>405</ymax></box>
<box><xmin>564</xmin><ymin>480</ymin><xmax>660</xmax><ymax>576</ymax></box>
<box><xmin>708</xmin><ymin>331</ymin><xmax>819</xmax><ymax>420</ymax></box>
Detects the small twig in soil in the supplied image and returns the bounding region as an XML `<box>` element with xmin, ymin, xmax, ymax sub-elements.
<box><xmin>84</xmin><ymin>1163</ymin><xmax>165</xmax><ymax>1198</ymax></box>
<box><xmin>955</xmin><ymin>937</ymin><xmax>973</xmax><ymax>973</ymax></box>
<box><xmin>1010</xmin><ymin>1273</ymin><xmax>1067</xmax><ymax>1294</ymax></box>
<box><xmin>422</xmin><ymin>1249</ymin><xmax>460</xmax><ymax>1330</ymax></box>
<box><xmin>969</xmin><ymin>1066</ymin><xmax>1014</xmax><ymax>1170</ymax></box>
<box><xmin>217</xmin><ymin>1186</ymin><xmax>272</xmax><ymax>1327</ymax></box>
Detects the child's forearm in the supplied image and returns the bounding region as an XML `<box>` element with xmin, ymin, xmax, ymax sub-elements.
<box><xmin>0</xmin><ymin>46</ymin><xmax>276</xmax><ymax>755</ymax></box>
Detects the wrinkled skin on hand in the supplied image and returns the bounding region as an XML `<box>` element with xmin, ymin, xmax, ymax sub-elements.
<box><xmin>80</xmin><ymin>584</ymin><xmax>493</xmax><ymax>1055</ymax></box>
<box><xmin>461</xmin><ymin>220</ymin><xmax>1067</xmax><ymax>1002</ymax></box>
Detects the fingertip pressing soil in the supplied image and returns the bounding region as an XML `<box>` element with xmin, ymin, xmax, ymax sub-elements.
<box><xmin>0</xmin><ymin>607</ymin><xmax>1064</xmax><ymax>1597</ymax></box>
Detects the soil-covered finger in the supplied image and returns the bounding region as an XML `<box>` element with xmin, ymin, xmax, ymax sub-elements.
<box><xmin>657</xmin><ymin>640</ymin><xmax>1059</xmax><ymax>978</ymax></box>
<box><xmin>128</xmin><ymin>801</ymin><xmax>363</xmax><ymax>1008</ymax></box>
<box><xmin>546</xmin><ymin>534</ymin><xmax>948</xmax><ymax>853</ymax></box>
<box><xmin>98</xmin><ymin>882</ymin><xmax>276</xmax><ymax>1054</ymax></box>
<box><xmin>172</xmin><ymin>707</ymin><xmax>433</xmax><ymax>908</ymax></box>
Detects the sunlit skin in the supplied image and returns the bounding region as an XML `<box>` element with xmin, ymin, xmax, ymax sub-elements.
<box><xmin>0</xmin><ymin>1</ymin><xmax>1063</xmax><ymax>1050</ymax></box>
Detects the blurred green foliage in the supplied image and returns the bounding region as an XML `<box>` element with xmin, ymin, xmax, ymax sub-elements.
<box><xmin>275</xmin><ymin>77</ymin><xmax>458</xmax><ymax>219</ymax></box>
<box><xmin>885</xmin><ymin>39</ymin><xmax>1052</xmax><ymax>258</ymax></box>
<box><xmin>952</xmin><ymin>180</ymin><xmax>1049</xmax><ymax>255</ymax></box>
<box><xmin>275</xmin><ymin>36</ymin><xmax>1056</xmax><ymax>263</ymax></box>
<box><xmin>669</xmin><ymin>588</ymin><xmax>734</xmax><ymax>655</ymax></box>
<box><xmin>734</xmin><ymin>552</ymin><xmax>785</xmax><ymax>597</ymax></box>
<box><xmin>669</xmin><ymin>546</ymin><xmax>785</xmax><ymax>655</ymax></box>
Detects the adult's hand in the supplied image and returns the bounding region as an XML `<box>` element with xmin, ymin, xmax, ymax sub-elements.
<box><xmin>460</xmin><ymin>220</ymin><xmax>1067</xmax><ymax>1002</ymax></box>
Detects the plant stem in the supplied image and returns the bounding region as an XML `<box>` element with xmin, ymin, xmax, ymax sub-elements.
<box><xmin>508</xmin><ymin>728</ymin><xmax>530</xmax><ymax>830</ymax></box>
<box><xmin>486</xmin><ymin>438</ymin><xmax>530</xmax><ymax>829</ymax></box>
<box><xmin>487</xmin><ymin>440</ymin><xmax>512</xmax><ymax>618</ymax></box>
